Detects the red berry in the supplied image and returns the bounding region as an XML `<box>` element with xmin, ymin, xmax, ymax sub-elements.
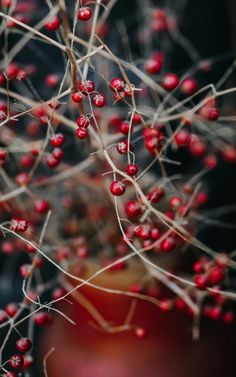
<box><xmin>45</xmin><ymin>74</ymin><xmax>59</xmax><ymax>88</ymax></box>
<box><xmin>92</xmin><ymin>93</ymin><xmax>105</xmax><ymax>107</ymax></box>
<box><xmin>162</xmin><ymin>73</ymin><xmax>179</xmax><ymax>90</ymax></box>
<box><xmin>46</xmin><ymin>154</ymin><xmax>60</xmax><ymax>168</ymax></box>
<box><xmin>125</xmin><ymin>201</ymin><xmax>142</xmax><ymax>218</ymax></box>
<box><xmin>194</xmin><ymin>274</ymin><xmax>208</xmax><ymax>290</ymax></box>
<box><xmin>20</xmin><ymin>154</ymin><xmax>35</xmax><ymax>169</ymax></box>
<box><xmin>147</xmin><ymin>187</ymin><xmax>164</xmax><ymax>203</ymax></box>
<box><xmin>119</xmin><ymin>121</ymin><xmax>131</xmax><ymax>135</ymax></box>
<box><xmin>22</xmin><ymin>355</ymin><xmax>33</xmax><ymax>370</ymax></box>
<box><xmin>204</xmin><ymin>155</ymin><xmax>218</xmax><ymax>169</ymax></box>
<box><xmin>0</xmin><ymin>309</ymin><xmax>8</xmax><ymax>324</ymax></box>
<box><xmin>174</xmin><ymin>130</ymin><xmax>190</xmax><ymax>147</ymax></box>
<box><xmin>50</xmin><ymin>133</ymin><xmax>65</xmax><ymax>147</ymax></box>
<box><xmin>19</xmin><ymin>264</ymin><xmax>32</xmax><ymax>278</ymax></box>
<box><xmin>221</xmin><ymin>146</ymin><xmax>236</xmax><ymax>163</ymax></box>
<box><xmin>180</xmin><ymin>78</ymin><xmax>197</xmax><ymax>95</ymax></box>
<box><xmin>9</xmin><ymin>354</ymin><xmax>24</xmax><ymax>369</ymax></box>
<box><xmin>195</xmin><ymin>191</ymin><xmax>208</xmax><ymax>206</ymax></box>
<box><xmin>52</xmin><ymin>287</ymin><xmax>66</xmax><ymax>300</ymax></box>
<box><xmin>78</xmin><ymin>80</ymin><xmax>94</xmax><ymax>95</ymax></box>
<box><xmin>209</xmin><ymin>267</ymin><xmax>225</xmax><ymax>285</ymax></box>
<box><xmin>16</xmin><ymin>338</ymin><xmax>32</xmax><ymax>353</ymax></box>
<box><xmin>10</xmin><ymin>218</ymin><xmax>28</xmax><ymax>233</ymax></box>
<box><xmin>189</xmin><ymin>139</ymin><xmax>207</xmax><ymax>157</ymax></box>
<box><xmin>78</xmin><ymin>7</ymin><xmax>92</xmax><ymax>21</ymax></box>
<box><xmin>45</xmin><ymin>16</ymin><xmax>60</xmax><ymax>31</ymax></box>
<box><xmin>169</xmin><ymin>196</ymin><xmax>182</xmax><ymax>209</ymax></box>
<box><xmin>71</xmin><ymin>92</ymin><xmax>83</xmax><ymax>103</ymax></box>
<box><xmin>132</xmin><ymin>113</ymin><xmax>142</xmax><ymax>124</ymax></box>
<box><xmin>117</xmin><ymin>140</ymin><xmax>129</xmax><ymax>154</ymax></box>
<box><xmin>150</xmin><ymin>228</ymin><xmax>161</xmax><ymax>240</ymax></box>
<box><xmin>110</xmin><ymin>77</ymin><xmax>124</xmax><ymax>92</ymax></box>
<box><xmin>5</xmin><ymin>303</ymin><xmax>18</xmax><ymax>317</ymax></box>
<box><xmin>135</xmin><ymin>327</ymin><xmax>147</xmax><ymax>338</ymax></box>
<box><xmin>52</xmin><ymin>147</ymin><xmax>64</xmax><ymax>160</ymax></box>
<box><xmin>34</xmin><ymin>199</ymin><xmax>49</xmax><ymax>214</ymax></box>
<box><xmin>33</xmin><ymin>312</ymin><xmax>52</xmax><ymax>326</ymax></box>
<box><xmin>145</xmin><ymin>58</ymin><xmax>162</xmax><ymax>74</ymax></box>
<box><xmin>76</xmin><ymin>115</ymin><xmax>90</xmax><ymax>128</ymax></box>
<box><xmin>75</xmin><ymin>128</ymin><xmax>88</xmax><ymax>139</ymax></box>
<box><xmin>110</xmin><ymin>181</ymin><xmax>126</xmax><ymax>196</ymax></box>
<box><xmin>160</xmin><ymin>237</ymin><xmax>175</xmax><ymax>252</ymax></box>
<box><xmin>15</xmin><ymin>172</ymin><xmax>30</xmax><ymax>186</ymax></box>
<box><xmin>125</xmin><ymin>164</ymin><xmax>138</xmax><ymax>176</ymax></box>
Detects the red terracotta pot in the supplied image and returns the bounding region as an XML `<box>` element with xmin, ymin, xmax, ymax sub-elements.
<box><xmin>43</xmin><ymin>260</ymin><xmax>235</xmax><ymax>377</ymax></box>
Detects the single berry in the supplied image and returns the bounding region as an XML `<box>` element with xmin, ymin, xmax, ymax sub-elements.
<box><xmin>78</xmin><ymin>7</ymin><xmax>92</xmax><ymax>21</ymax></box>
<box><xmin>16</xmin><ymin>338</ymin><xmax>32</xmax><ymax>353</ymax></box>
<box><xmin>110</xmin><ymin>181</ymin><xmax>126</xmax><ymax>196</ymax></box>
<box><xmin>9</xmin><ymin>354</ymin><xmax>24</xmax><ymax>369</ymax></box>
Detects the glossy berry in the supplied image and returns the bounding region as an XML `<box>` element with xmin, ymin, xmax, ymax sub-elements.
<box><xmin>126</xmin><ymin>164</ymin><xmax>138</xmax><ymax>176</ymax></box>
<box><xmin>71</xmin><ymin>92</ymin><xmax>83</xmax><ymax>103</ymax></box>
<box><xmin>110</xmin><ymin>181</ymin><xmax>126</xmax><ymax>196</ymax></box>
<box><xmin>125</xmin><ymin>201</ymin><xmax>142</xmax><ymax>218</ymax></box>
<box><xmin>109</xmin><ymin>77</ymin><xmax>124</xmax><ymax>92</ymax></box>
<box><xmin>76</xmin><ymin>115</ymin><xmax>90</xmax><ymax>128</ymax></box>
<box><xmin>92</xmin><ymin>93</ymin><xmax>105</xmax><ymax>107</ymax></box>
<box><xmin>50</xmin><ymin>133</ymin><xmax>65</xmax><ymax>147</ymax></box>
<box><xmin>75</xmin><ymin>128</ymin><xmax>88</xmax><ymax>139</ymax></box>
<box><xmin>78</xmin><ymin>80</ymin><xmax>95</xmax><ymax>95</ymax></box>
<box><xmin>162</xmin><ymin>73</ymin><xmax>179</xmax><ymax>91</ymax></box>
<box><xmin>9</xmin><ymin>354</ymin><xmax>24</xmax><ymax>369</ymax></box>
<box><xmin>117</xmin><ymin>140</ymin><xmax>129</xmax><ymax>154</ymax></box>
<box><xmin>16</xmin><ymin>338</ymin><xmax>32</xmax><ymax>353</ymax></box>
<box><xmin>78</xmin><ymin>7</ymin><xmax>92</xmax><ymax>21</ymax></box>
